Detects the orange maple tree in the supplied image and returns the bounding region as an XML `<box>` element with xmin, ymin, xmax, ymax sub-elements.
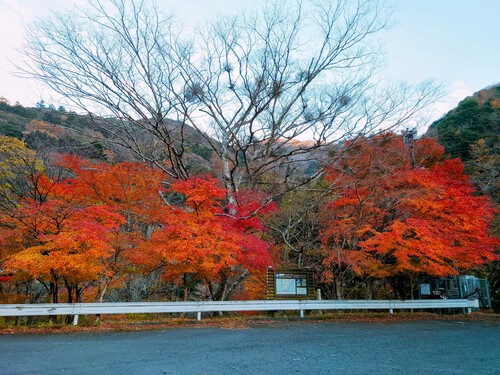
<box><xmin>57</xmin><ymin>156</ymin><xmax>169</xmax><ymax>301</ymax></box>
<box><xmin>2</xmin><ymin>172</ymin><xmax>124</xmax><ymax>303</ymax></box>
<box><xmin>358</xmin><ymin>158</ymin><xmax>498</xmax><ymax>275</ymax></box>
<box><xmin>137</xmin><ymin>176</ymin><xmax>273</xmax><ymax>300</ymax></box>
<box><xmin>320</xmin><ymin>133</ymin><xmax>498</xmax><ymax>298</ymax></box>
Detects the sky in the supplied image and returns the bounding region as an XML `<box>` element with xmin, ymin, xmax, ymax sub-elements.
<box><xmin>0</xmin><ymin>0</ymin><xmax>498</xmax><ymax>128</ymax></box>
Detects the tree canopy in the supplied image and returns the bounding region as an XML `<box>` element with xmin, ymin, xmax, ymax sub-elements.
<box><xmin>319</xmin><ymin>133</ymin><xmax>498</xmax><ymax>298</ymax></box>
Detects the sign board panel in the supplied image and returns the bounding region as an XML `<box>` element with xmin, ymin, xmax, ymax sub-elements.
<box><xmin>267</xmin><ymin>268</ymin><xmax>315</xmax><ymax>300</ymax></box>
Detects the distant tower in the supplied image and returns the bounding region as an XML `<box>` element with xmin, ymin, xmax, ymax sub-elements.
<box><xmin>404</xmin><ymin>128</ymin><xmax>417</xmax><ymax>168</ymax></box>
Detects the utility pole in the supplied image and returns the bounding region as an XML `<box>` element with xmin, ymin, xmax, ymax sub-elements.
<box><xmin>404</xmin><ymin>128</ymin><xmax>417</xmax><ymax>168</ymax></box>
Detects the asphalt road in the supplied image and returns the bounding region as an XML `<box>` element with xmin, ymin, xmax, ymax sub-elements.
<box><xmin>1</xmin><ymin>320</ymin><xmax>499</xmax><ymax>375</ymax></box>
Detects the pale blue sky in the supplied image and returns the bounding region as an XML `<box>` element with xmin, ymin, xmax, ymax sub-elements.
<box><xmin>0</xmin><ymin>0</ymin><xmax>498</xmax><ymax>124</ymax></box>
<box><xmin>384</xmin><ymin>1</ymin><xmax>498</xmax><ymax>84</ymax></box>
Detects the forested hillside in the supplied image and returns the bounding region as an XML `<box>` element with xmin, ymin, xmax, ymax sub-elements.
<box><xmin>427</xmin><ymin>84</ymin><xmax>499</xmax><ymax>161</ymax></box>
<box><xmin>427</xmin><ymin>84</ymin><xmax>499</xmax><ymax>199</ymax></box>
<box><xmin>427</xmin><ymin>83</ymin><xmax>500</xmax><ymax>310</ymax></box>
<box><xmin>427</xmin><ymin>84</ymin><xmax>499</xmax><ymax>219</ymax></box>
<box><xmin>0</xmin><ymin>97</ymin><xmax>218</xmax><ymax>168</ymax></box>
<box><xmin>0</xmin><ymin>98</ymin><xmax>111</xmax><ymax>161</ymax></box>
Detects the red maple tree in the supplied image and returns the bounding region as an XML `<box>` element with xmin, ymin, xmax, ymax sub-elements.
<box><xmin>138</xmin><ymin>176</ymin><xmax>273</xmax><ymax>300</ymax></box>
<box><xmin>57</xmin><ymin>156</ymin><xmax>169</xmax><ymax>301</ymax></box>
<box><xmin>320</xmin><ymin>133</ymin><xmax>498</xmax><ymax>298</ymax></box>
<box><xmin>2</xmin><ymin>172</ymin><xmax>124</xmax><ymax>303</ymax></box>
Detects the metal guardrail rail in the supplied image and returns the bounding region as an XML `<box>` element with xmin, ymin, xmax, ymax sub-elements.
<box><xmin>0</xmin><ymin>299</ymin><xmax>479</xmax><ymax>325</ymax></box>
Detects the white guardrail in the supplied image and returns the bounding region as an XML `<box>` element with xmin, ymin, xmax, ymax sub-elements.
<box><xmin>0</xmin><ymin>299</ymin><xmax>479</xmax><ymax>325</ymax></box>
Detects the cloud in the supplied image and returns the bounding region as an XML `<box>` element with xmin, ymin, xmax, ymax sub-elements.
<box><xmin>429</xmin><ymin>81</ymin><xmax>477</xmax><ymax>122</ymax></box>
<box><xmin>0</xmin><ymin>0</ymin><xmax>37</xmax><ymax>58</ymax></box>
<box><xmin>0</xmin><ymin>1</ymin><xmax>29</xmax><ymax>73</ymax></box>
<box><xmin>0</xmin><ymin>0</ymin><xmax>33</xmax><ymax>21</ymax></box>
<box><xmin>0</xmin><ymin>1</ymin><xmax>37</xmax><ymax>104</ymax></box>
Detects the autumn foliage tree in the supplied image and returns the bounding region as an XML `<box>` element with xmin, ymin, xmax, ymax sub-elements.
<box><xmin>56</xmin><ymin>156</ymin><xmax>169</xmax><ymax>301</ymax></box>
<box><xmin>136</xmin><ymin>176</ymin><xmax>273</xmax><ymax>301</ymax></box>
<box><xmin>0</xmin><ymin>136</ymin><xmax>45</xmax><ymax>263</ymax></box>
<box><xmin>320</xmin><ymin>133</ymin><xmax>498</xmax><ymax>299</ymax></box>
<box><xmin>1</xmin><ymin>150</ymin><xmax>172</xmax><ymax>303</ymax></box>
<box><xmin>1</xmin><ymin>170</ymin><xmax>124</xmax><ymax>303</ymax></box>
<box><xmin>60</xmin><ymin>159</ymin><xmax>274</xmax><ymax>301</ymax></box>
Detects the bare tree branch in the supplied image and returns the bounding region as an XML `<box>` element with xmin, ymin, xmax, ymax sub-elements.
<box><xmin>17</xmin><ymin>0</ymin><xmax>441</xmax><ymax>197</ymax></box>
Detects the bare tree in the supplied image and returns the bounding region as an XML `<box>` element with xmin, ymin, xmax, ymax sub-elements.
<box><xmin>20</xmin><ymin>0</ymin><xmax>191</xmax><ymax>179</ymax></box>
<box><xmin>172</xmin><ymin>0</ymin><xmax>441</xmax><ymax>199</ymax></box>
<box><xmin>264</xmin><ymin>181</ymin><xmax>330</xmax><ymax>269</ymax></box>
<box><xmin>19</xmin><ymin>0</ymin><xmax>440</xmax><ymax>197</ymax></box>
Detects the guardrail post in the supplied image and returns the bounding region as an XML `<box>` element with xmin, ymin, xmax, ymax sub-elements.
<box><xmin>197</xmin><ymin>311</ymin><xmax>201</xmax><ymax>321</ymax></box>
<box><xmin>316</xmin><ymin>289</ymin><xmax>323</xmax><ymax>315</ymax></box>
<box><xmin>299</xmin><ymin>301</ymin><xmax>305</xmax><ymax>318</ymax></box>
<box><xmin>73</xmin><ymin>314</ymin><xmax>79</xmax><ymax>326</ymax></box>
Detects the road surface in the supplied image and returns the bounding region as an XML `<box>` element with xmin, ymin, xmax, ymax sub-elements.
<box><xmin>1</xmin><ymin>320</ymin><xmax>499</xmax><ymax>374</ymax></box>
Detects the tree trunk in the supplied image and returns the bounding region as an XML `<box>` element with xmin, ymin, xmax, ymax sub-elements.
<box><xmin>220</xmin><ymin>141</ymin><xmax>238</xmax><ymax>215</ymax></box>
<box><xmin>213</xmin><ymin>273</ymin><xmax>228</xmax><ymax>301</ymax></box>
<box><xmin>98</xmin><ymin>279</ymin><xmax>110</xmax><ymax>303</ymax></box>
<box><xmin>50</xmin><ymin>281</ymin><xmax>59</xmax><ymax>304</ymax></box>
<box><xmin>366</xmin><ymin>279</ymin><xmax>374</xmax><ymax>300</ymax></box>
<box><xmin>183</xmin><ymin>273</ymin><xmax>189</xmax><ymax>301</ymax></box>
<box><xmin>65</xmin><ymin>281</ymin><xmax>73</xmax><ymax>303</ymax></box>
<box><xmin>207</xmin><ymin>280</ymin><xmax>215</xmax><ymax>301</ymax></box>
<box><xmin>76</xmin><ymin>286</ymin><xmax>82</xmax><ymax>303</ymax></box>
<box><xmin>334</xmin><ymin>278</ymin><xmax>343</xmax><ymax>300</ymax></box>
<box><xmin>390</xmin><ymin>275</ymin><xmax>408</xmax><ymax>300</ymax></box>
<box><xmin>223</xmin><ymin>269</ymin><xmax>249</xmax><ymax>301</ymax></box>
<box><xmin>49</xmin><ymin>281</ymin><xmax>58</xmax><ymax>324</ymax></box>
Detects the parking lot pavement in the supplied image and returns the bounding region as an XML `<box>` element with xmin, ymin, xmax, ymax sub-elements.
<box><xmin>1</xmin><ymin>320</ymin><xmax>499</xmax><ymax>374</ymax></box>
